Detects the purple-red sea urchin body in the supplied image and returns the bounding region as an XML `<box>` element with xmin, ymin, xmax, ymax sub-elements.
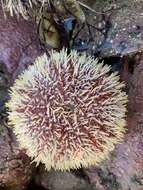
<box><xmin>6</xmin><ymin>49</ymin><xmax>127</xmax><ymax>171</ymax></box>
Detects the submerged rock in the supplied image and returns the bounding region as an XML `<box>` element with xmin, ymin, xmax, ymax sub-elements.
<box><xmin>0</xmin><ymin>9</ymin><xmax>41</xmax><ymax>190</ymax></box>
<box><xmin>74</xmin><ymin>0</ymin><xmax>143</xmax><ymax>57</ymax></box>
<box><xmin>84</xmin><ymin>129</ymin><xmax>143</xmax><ymax>190</ymax></box>
<box><xmin>0</xmin><ymin>10</ymin><xmax>43</xmax><ymax>81</ymax></box>
<box><xmin>0</xmin><ymin>122</ymin><xmax>32</xmax><ymax>190</ymax></box>
<box><xmin>0</xmin><ymin>1</ymin><xmax>143</xmax><ymax>190</ymax></box>
<box><xmin>84</xmin><ymin>52</ymin><xmax>143</xmax><ymax>190</ymax></box>
<box><xmin>34</xmin><ymin>166</ymin><xmax>92</xmax><ymax>190</ymax></box>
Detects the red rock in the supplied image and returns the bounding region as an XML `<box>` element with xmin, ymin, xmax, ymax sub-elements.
<box><xmin>0</xmin><ymin>11</ymin><xmax>41</xmax><ymax>190</ymax></box>
<box><xmin>34</xmin><ymin>166</ymin><xmax>90</xmax><ymax>190</ymax></box>
<box><xmin>84</xmin><ymin>53</ymin><xmax>143</xmax><ymax>190</ymax></box>
<box><xmin>0</xmin><ymin>11</ymin><xmax>43</xmax><ymax>82</ymax></box>
<box><xmin>0</xmin><ymin>122</ymin><xmax>33</xmax><ymax>190</ymax></box>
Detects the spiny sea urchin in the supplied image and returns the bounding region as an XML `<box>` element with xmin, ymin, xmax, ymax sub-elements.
<box><xmin>1</xmin><ymin>0</ymin><xmax>85</xmax><ymax>21</ymax></box>
<box><xmin>6</xmin><ymin>49</ymin><xmax>127</xmax><ymax>171</ymax></box>
<box><xmin>1</xmin><ymin>0</ymin><xmax>50</xmax><ymax>18</ymax></box>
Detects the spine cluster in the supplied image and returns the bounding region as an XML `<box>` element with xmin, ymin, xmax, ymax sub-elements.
<box><xmin>7</xmin><ymin>49</ymin><xmax>127</xmax><ymax>171</ymax></box>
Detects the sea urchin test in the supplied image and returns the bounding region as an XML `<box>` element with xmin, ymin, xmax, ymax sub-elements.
<box><xmin>7</xmin><ymin>49</ymin><xmax>127</xmax><ymax>171</ymax></box>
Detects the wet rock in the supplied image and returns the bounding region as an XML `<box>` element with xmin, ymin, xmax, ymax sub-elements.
<box><xmin>0</xmin><ymin>122</ymin><xmax>33</xmax><ymax>190</ymax></box>
<box><xmin>84</xmin><ymin>130</ymin><xmax>143</xmax><ymax>190</ymax></box>
<box><xmin>34</xmin><ymin>166</ymin><xmax>93</xmax><ymax>190</ymax></box>
<box><xmin>0</xmin><ymin>62</ymin><xmax>10</xmax><ymax>116</ymax></box>
<box><xmin>0</xmin><ymin>2</ymin><xmax>143</xmax><ymax>190</ymax></box>
<box><xmin>75</xmin><ymin>0</ymin><xmax>143</xmax><ymax>57</ymax></box>
<box><xmin>120</xmin><ymin>52</ymin><xmax>143</xmax><ymax>129</ymax></box>
<box><xmin>0</xmin><ymin>10</ymin><xmax>44</xmax><ymax>82</ymax></box>
<box><xmin>128</xmin><ymin>53</ymin><xmax>143</xmax><ymax>113</ymax></box>
<box><xmin>0</xmin><ymin>38</ymin><xmax>32</xmax><ymax>190</ymax></box>
<box><xmin>0</xmin><ymin>10</ymin><xmax>42</xmax><ymax>190</ymax></box>
<box><xmin>84</xmin><ymin>51</ymin><xmax>143</xmax><ymax>190</ymax></box>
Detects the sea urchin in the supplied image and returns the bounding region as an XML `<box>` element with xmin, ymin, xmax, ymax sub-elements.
<box><xmin>7</xmin><ymin>49</ymin><xmax>127</xmax><ymax>171</ymax></box>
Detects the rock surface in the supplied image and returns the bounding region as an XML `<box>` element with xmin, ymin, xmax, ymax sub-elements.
<box><xmin>74</xmin><ymin>0</ymin><xmax>143</xmax><ymax>57</ymax></box>
<box><xmin>0</xmin><ymin>10</ymin><xmax>43</xmax><ymax>81</ymax></box>
<box><xmin>0</xmin><ymin>1</ymin><xmax>143</xmax><ymax>190</ymax></box>
<box><xmin>0</xmin><ymin>10</ymin><xmax>42</xmax><ymax>190</ymax></box>
<box><xmin>0</xmin><ymin>122</ymin><xmax>32</xmax><ymax>190</ymax></box>
<box><xmin>34</xmin><ymin>166</ymin><xmax>92</xmax><ymax>190</ymax></box>
<box><xmin>84</xmin><ymin>129</ymin><xmax>143</xmax><ymax>190</ymax></box>
<box><xmin>84</xmin><ymin>53</ymin><xmax>143</xmax><ymax>190</ymax></box>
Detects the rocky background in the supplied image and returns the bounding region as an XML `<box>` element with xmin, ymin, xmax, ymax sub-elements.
<box><xmin>0</xmin><ymin>0</ymin><xmax>143</xmax><ymax>190</ymax></box>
